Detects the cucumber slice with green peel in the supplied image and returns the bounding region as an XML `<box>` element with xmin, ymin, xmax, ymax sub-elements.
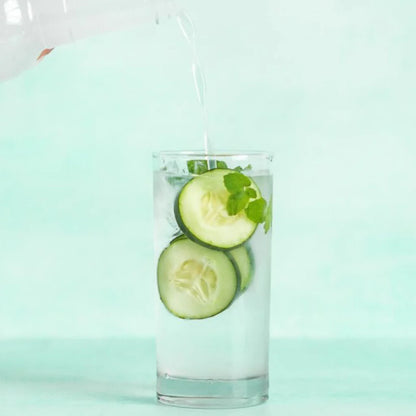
<box><xmin>170</xmin><ymin>234</ymin><xmax>187</xmax><ymax>244</ymax></box>
<box><xmin>175</xmin><ymin>169</ymin><xmax>260</xmax><ymax>249</ymax></box>
<box><xmin>229</xmin><ymin>245</ymin><xmax>253</xmax><ymax>292</ymax></box>
<box><xmin>169</xmin><ymin>236</ymin><xmax>253</xmax><ymax>291</ymax></box>
<box><xmin>157</xmin><ymin>238</ymin><xmax>240</xmax><ymax>319</ymax></box>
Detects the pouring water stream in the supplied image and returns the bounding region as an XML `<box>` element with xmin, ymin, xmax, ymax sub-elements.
<box><xmin>177</xmin><ymin>11</ymin><xmax>215</xmax><ymax>166</ymax></box>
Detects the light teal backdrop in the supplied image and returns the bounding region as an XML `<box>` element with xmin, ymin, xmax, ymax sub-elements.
<box><xmin>0</xmin><ymin>0</ymin><xmax>415</xmax><ymax>339</ymax></box>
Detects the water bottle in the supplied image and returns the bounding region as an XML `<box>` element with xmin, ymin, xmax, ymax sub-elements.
<box><xmin>0</xmin><ymin>0</ymin><xmax>177</xmax><ymax>81</ymax></box>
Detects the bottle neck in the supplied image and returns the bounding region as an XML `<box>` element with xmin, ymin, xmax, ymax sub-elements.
<box><xmin>35</xmin><ymin>0</ymin><xmax>177</xmax><ymax>47</ymax></box>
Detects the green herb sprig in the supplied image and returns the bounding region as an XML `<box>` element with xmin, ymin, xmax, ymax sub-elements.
<box><xmin>187</xmin><ymin>160</ymin><xmax>253</xmax><ymax>175</ymax></box>
<box><xmin>223</xmin><ymin>171</ymin><xmax>271</xmax><ymax>233</ymax></box>
<box><xmin>187</xmin><ymin>159</ymin><xmax>228</xmax><ymax>175</ymax></box>
<box><xmin>263</xmin><ymin>199</ymin><xmax>272</xmax><ymax>233</ymax></box>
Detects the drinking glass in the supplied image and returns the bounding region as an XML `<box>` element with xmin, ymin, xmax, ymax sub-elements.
<box><xmin>153</xmin><ymin>151</ymin><xmax>273</xmax><ymax>408</ymax></box>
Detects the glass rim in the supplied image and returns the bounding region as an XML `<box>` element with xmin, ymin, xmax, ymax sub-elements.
<box><xmin>153</xmin><ymin>150</ymin><xmax>273</xmax><ymax>159</ymax></box>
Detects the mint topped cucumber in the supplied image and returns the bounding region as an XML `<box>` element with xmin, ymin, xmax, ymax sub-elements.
<box><xmin>175</xmin><ymin>169</ymin><xmax>263</xmax><ymax>249</ymax></box>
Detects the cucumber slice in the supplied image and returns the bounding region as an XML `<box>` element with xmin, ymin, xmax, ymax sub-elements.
<box><xmin>175</xmin><ymin>169</ymin><xmax>260</xmax><ymax>249</ymax></box>
<box><xmin>157</xmin><ymin>238</ymin><xmax>239</xmax><ymax>319</ymax></box>
<box><xmin>170</xmin><ymin>234</ymin><xmax>187</xmax><ymax>244</ymax></box>
<box><xmin>229</xmin><ymin>245</ymin><xmax>253</xmax><ymax>292</ymax></box>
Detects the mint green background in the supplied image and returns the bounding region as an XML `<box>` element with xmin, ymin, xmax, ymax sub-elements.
<box><xmin>2</xmin><ymin>339</ymin><xmax>415</xmax><ymax>414</ymax></box>
<box><xmin>0</xmin><ymin>0</ymin><xmax>415</xmax><ymax>339</ymax></box>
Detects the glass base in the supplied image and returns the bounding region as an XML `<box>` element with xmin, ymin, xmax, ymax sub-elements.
<box><xmin>157</xmin><ymin>374</ymin><xmax>268</xmax><ymax>409</ymax></box>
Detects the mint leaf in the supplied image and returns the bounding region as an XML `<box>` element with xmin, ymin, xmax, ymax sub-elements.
<box><xmin>187</xmin><ymin>159</ymin><xmax>228</xmax><ymax>173</ymax></box>
<box><xmin>216</xmin><ymin>160</ymin><xmax>228</xmax><ymax>169</ymax></box>
<box><xmin>245</xmin><ymin>187</ymin><xmax>257</xmax><ymax>199</ymax></box>
<box><xmin>245</xmin><ymin>197</ymin><xmax>266</xmax><ymax>223</ymax></box>
<box><xmin>234</xmin><ymin>164</ymin><xmax>252</xmax><ymax>173</ymax></box>
<box><xmin>264</xmin><ymin>198</ymin><xmax>272</xmax><ymax>233</ymax></box>
<box><xmin>226</xmin><ymin>191</ymin><xmax>250</xmax><ymax>215</ymax></box>
<box><xmin>187</xmin><ymin>159</ymin><xmax>208</xmax><ymax>174</ymax></box>
<box><xmin>223</xmin><ymin>172</ymin><xmax>251</xmax><ymax>194</ymax></box>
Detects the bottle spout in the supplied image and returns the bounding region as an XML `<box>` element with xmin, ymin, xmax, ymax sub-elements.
<box><xmin>0</xmin><ymin>0</ymin><xmax>179</xmax><ymax>81</ymax></box>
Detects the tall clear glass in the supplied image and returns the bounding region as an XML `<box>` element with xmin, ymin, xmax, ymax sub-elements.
<box><xmin>153</xmin><ymin>152</ymin><xmax>273</xmax><ymax>408</ymax></box>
